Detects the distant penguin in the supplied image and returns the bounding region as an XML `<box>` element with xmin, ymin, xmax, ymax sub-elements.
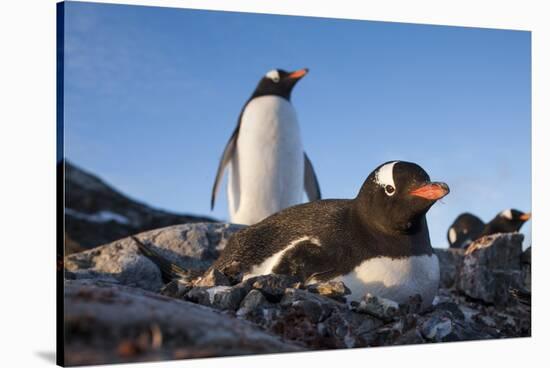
<box><xmin>480</xmin><ymin>209</ymin><xmax>531</xmax><ymax>237</ymax></box>
<box><xmin>210</xmin><ymin>68</ymin><xmax>321</xmax><ymax>225</ymax></box>
<box><xmin>140</xmin><ymin>161</ymin><xmax>449</xmax><ymax>310</ymax></box>
<box><xmin>447</xmin><ymin>209</ymin><xmax>531</xmax><ymax>249</ymax></box>
<box><xmin>447</xmin><ymin>213</ymin><xmax>485</xmax><ymax>249</ymax></box>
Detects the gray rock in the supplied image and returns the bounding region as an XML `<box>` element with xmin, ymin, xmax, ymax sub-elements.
<box><xmin>159</xmin><ymin>279</ymin><xmax>192</xmax><ymax>299</ymax></box>
<box><xmin>306</xmin><ymin>281</ymin><xmax>351</xmax><ymax>301</ymax></box>
<box><xmin>237</xmin><ymin>289</ymin><xmax>272</xmax><ymax>317</ymax></box>
<box><xmin>64</xmin><ymin>223</ymin><xmax>244</xmax><ymax>292</ymax></box>
<box><xmin>434</xmin><ymin>247</ymin><xmax>464</xmax><ymax>288</ymax></box>
<box><xmin>360</xmin><ymin>318</ymin><xmax>407</xmax><ymax>347</ymax></box>
<box><xmin>393</xmin><ymin>328</ymin><xmax>426</xmax><ymax>345</ymax></box>
<box><xmin>420</xmin><ymin>315</ymin><xmax>453</xmax><ymax>342</ymax></box>
<box><xmin>184</xmin><ymin>287</ymin><xmax>212</xmax><ymax>306</ymax></box>
<box><xmin>456</xmin><ymin>233</ymin><xmax>524</xmax><ymax>304</ymax></box>
<box><xmin>276</xmin><ymin>288</ymin><xmax>383</xmax><ymax>348</ymax></box>
<box><xmin>290</xmin><ymin>299</ymin><xmax>326</xmax><ymax>323</ymax></box>
<box><xmin>275</xmin><ymin>288</ymin><xmax>353</xmax><ymax>348</ymax></box>
<box><xmin>434</xmin><ymin>302</ymin><xmax>465</xmax><ymax>321</ymax></box>
<box><xmin>244</xmin><ymin>274</ymin><xmax>302</xmax><ymax>302</ymax></box>
<box><xmin>475</xmin><ymin>314</ymin><xmax>497</xmax><ymax>328</ymax></box>
<box><xmin>210</xmin><ymin>285</ymin><xmax>248</xmax><ymax>311</ymax></box>
<box><xmin>280</xmin><ymin>288</ymin><xmax>336</xmax><ymax>313</ymax></box>
<box><xmin>280</xmin><ymin>288</ymin><xmax>342</xmax><ymax>320</ymax></box>
<box><xmin>521</xmin><ymin>246</ymin><xmax>531</xmax><ymax>291</ymax></box>
<box><xmin>355</xmin><ymin>293</ymin><xmax>399</xmax><ymax>321</ymax></box>
<box><xmin>64</xmin><ymin>279</ymin><xmax>301</xmax><ymax>366</ymax></box>
<box><xmin>398</xmin><ymin>294</ymin><xmax>424</xmax><ymax>315</ymax></box>
<box><xmin>59</xmin><ymin>213</ymin><xmax>537</xmax><ymax>367</ymax></box>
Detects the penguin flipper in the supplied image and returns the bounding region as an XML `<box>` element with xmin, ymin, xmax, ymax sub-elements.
<box><xmin>304</xmin><ymin>152</ymin><xmax>321</xmax><ymax>201</ymax></box>
<box><xmin>211</xmin><ymin>126</ymin><xmax>239</xmax><ymax>210</ymax></box>
<box><xmin>131</xmin><ymin>236</ymin><xmax>188</xmax><ymax>283</ymax></box>
<box><xmin>273</xmin><ymin>239</ymin><xmax>332</xmax><ymax>282</ymax></box>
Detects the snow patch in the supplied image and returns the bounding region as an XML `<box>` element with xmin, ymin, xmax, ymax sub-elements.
<box><xmin>65</xmin><ymin>208</ymin><xmax>132</xmax><ymax>225</ymax></box>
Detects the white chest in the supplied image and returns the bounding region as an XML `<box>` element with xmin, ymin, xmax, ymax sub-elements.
<box><xmin>336</xmin><ymin>254</ymin><xmax>440</xmax><ymax>310</ymax></box>
<box><xmin>239</xmin><ymin>96</ymin><xmax>301</xmax><ymax>145</ymax></box>
<box><xmin>228</xmin><ymin>96</ymin><xmax>304</xmax><ymax>224</ymax></box>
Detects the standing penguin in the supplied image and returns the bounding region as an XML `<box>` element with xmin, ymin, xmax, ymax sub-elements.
<box><xmin>210</xmin><ymin>68</ymin><xmax>321</xmax><ymax>225</ymax></box>
<box><xmin>447</xmin><ymin>213</ymin><xmax>485</xmax><ymax>249</ymax></box>
<box><xmin>139</xmin><ymin>161</ymin><xmax>448</xmax><ymax>310</ymax></box>
<box><xmin>480</xmin><ymin>209</ymin><xmax>531</xmax><ymax>237</ymax></box>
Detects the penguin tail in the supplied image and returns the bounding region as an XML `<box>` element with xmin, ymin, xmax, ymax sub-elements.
<box><xmin>131</xmin><ymin>236</ymin><xmax>189</xmax><ymax>283</ymax></box>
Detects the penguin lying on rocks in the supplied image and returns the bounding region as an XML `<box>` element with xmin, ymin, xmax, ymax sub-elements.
<box><xmin>136</xmin><ymin>161</ymin><xmax>449</xmax><ymax>310</ymax></box>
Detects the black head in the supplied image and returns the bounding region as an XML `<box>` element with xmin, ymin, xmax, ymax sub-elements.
<box><xmin>250</xmin><ymin>68</ymin><xmax>308</xmax><ymax>101</ymax></box>
<box><xmin>355</xmin><ymin>161</ymin><xmax>450</xmax><ymax>234</ymax></box>
<box><xmin>490</xmin><ymin>209</ymin><xmax>531</xmax><ymax>233</ymax></box>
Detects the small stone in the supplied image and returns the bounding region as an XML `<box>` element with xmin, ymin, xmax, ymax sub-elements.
<box><xmin>349</xmin><ymin>301</ymin><xmax>360</xmax><ymax>308</ymax></box>
<box><xmin>420</xmin><ymin>315</ymin><xmax>453</xmax><ymax>341</ymax></box>
<box><xmin>245</xmin><ymin>274</ymin><xmax>301</xmax><ymax>302</ymax></box>
<box><xmin>356</xmin><ymin>294</ymin><xmax>399</xmax><ymax>321</ymax></box>
<box><xmin>194</xmin><ymin>269</ymin><xmax>231</xmax><ymax>287</ymax></box>
<box><xmin>290</xmin><ymin>300</ymin><xmax>324</xmax><ymax>323</ymax></box>
<box><xmin>458</xmin><ymin>305</ymin><xmax>479</xmax><ymax>322</ymax></box>
<box><xmin>503</xmin><ymin>316</ymin><xmax>517</xmax><ymax>329</ymax></box>
<box><xmin>398</xmin><ymin>294</ymin><xmax>424</xmax><ymax>315</ymax></box>
<box><xmin>434</xmin><ymin>302</ymin><xmax>465</xmax><ymax>321</ymax></box>
<box><xmin>393</xmin><ymin>328</ymin><xmax>426</xmax><ymax>345</ymax></box>
<box><xmin>475</xmin><ymin>314</ymin><xmax>497</xmax><ymax>328</ymax></box>
<box><xmin>160</xmin><ymin>279</ymin><xmax>192</xmax><ymax>298</ymax></box>
<box><xmin>210</xmin><ymin>285</ymin><xmax>248</xmax><ymax>311</ymax></box>
<box><xmin>237</xmin><ymin>289</ymin><xmax>270</xmax><ymax>317</ymax></box>
<box><xmin>280</xmin><ymin>288</ymin><xmax>341</xmax><ymax>322</ymax></box>
<box><xmin>185</xmin><ymin>287</ymin><xmax>212</xmax><ymax>306</ymax></box>
<box><xmin>306</xmin><ymin>281</ymin><xmax>351</xmax><ymax>300</ymax></box>
<box><xmin>367</xmin><ymin>323</ymin><xmax>403</xmax><ymax>346</ymax></box>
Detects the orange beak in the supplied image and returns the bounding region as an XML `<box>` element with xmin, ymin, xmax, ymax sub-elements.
<box><xmin>519</xmin><ymin>212</ymin><xmax>531</xmax><ymax>221</ymax></box>
<box><xmin>287</xmin><ymin>68</ymin><xmax>308</xmax><ymax>80</ymax></box>
<box><xmin>409</xmin><ymin>182</ymin><xmax>449</xmax><ymax>200</ymax></box>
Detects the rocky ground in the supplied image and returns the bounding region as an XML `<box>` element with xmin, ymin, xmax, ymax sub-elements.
<box><xmin>63</xmin><ymin>223</ymin><xmax>531</xmax><ymax>366</ymax></box>
<box><xmin>62</xmin><ymin>161</ymin><xmax>215</xmax><ymax>254</ymax></box>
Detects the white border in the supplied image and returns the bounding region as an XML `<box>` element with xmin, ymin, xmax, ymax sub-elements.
<box><xmin>1</xmin><ymin>1</ymin><xmax>548</xmax><ymax>367</ymax></box>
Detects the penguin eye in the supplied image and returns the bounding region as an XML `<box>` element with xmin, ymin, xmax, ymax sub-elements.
<box><xmin>384</xmin><ymin>185</ymin><xmax>396</xmax><ymax>196</ymax></box>
<box><xmin>271</xmin><ymin>76</ymin><xmax>280</xmax><ymax>83</ymax></box>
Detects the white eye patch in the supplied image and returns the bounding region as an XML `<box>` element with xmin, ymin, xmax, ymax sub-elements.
<box><xmin>501</xmin><ymin>209</ymin><xmax>513</xmax><ymax>220</ymax></box>
<box><xmin>448</xmin><ymin>227</ymin><xmax>457</xmax><ymax>244</ymax></box>
<box><xmin>265</xmin><ymin>69</ymin><xmax>280</xmax><ymax>82</ymax></box>
<box><xmin>375</xmin><ymin>161</ymin><xmax>398</xmax><ymax>196</ymax></box>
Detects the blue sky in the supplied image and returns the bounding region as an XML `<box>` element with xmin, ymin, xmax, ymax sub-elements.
<box><xmin>62</xmin><ymin>1</ymin><xmax>531</xmax><ymax>248</ymax></box>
